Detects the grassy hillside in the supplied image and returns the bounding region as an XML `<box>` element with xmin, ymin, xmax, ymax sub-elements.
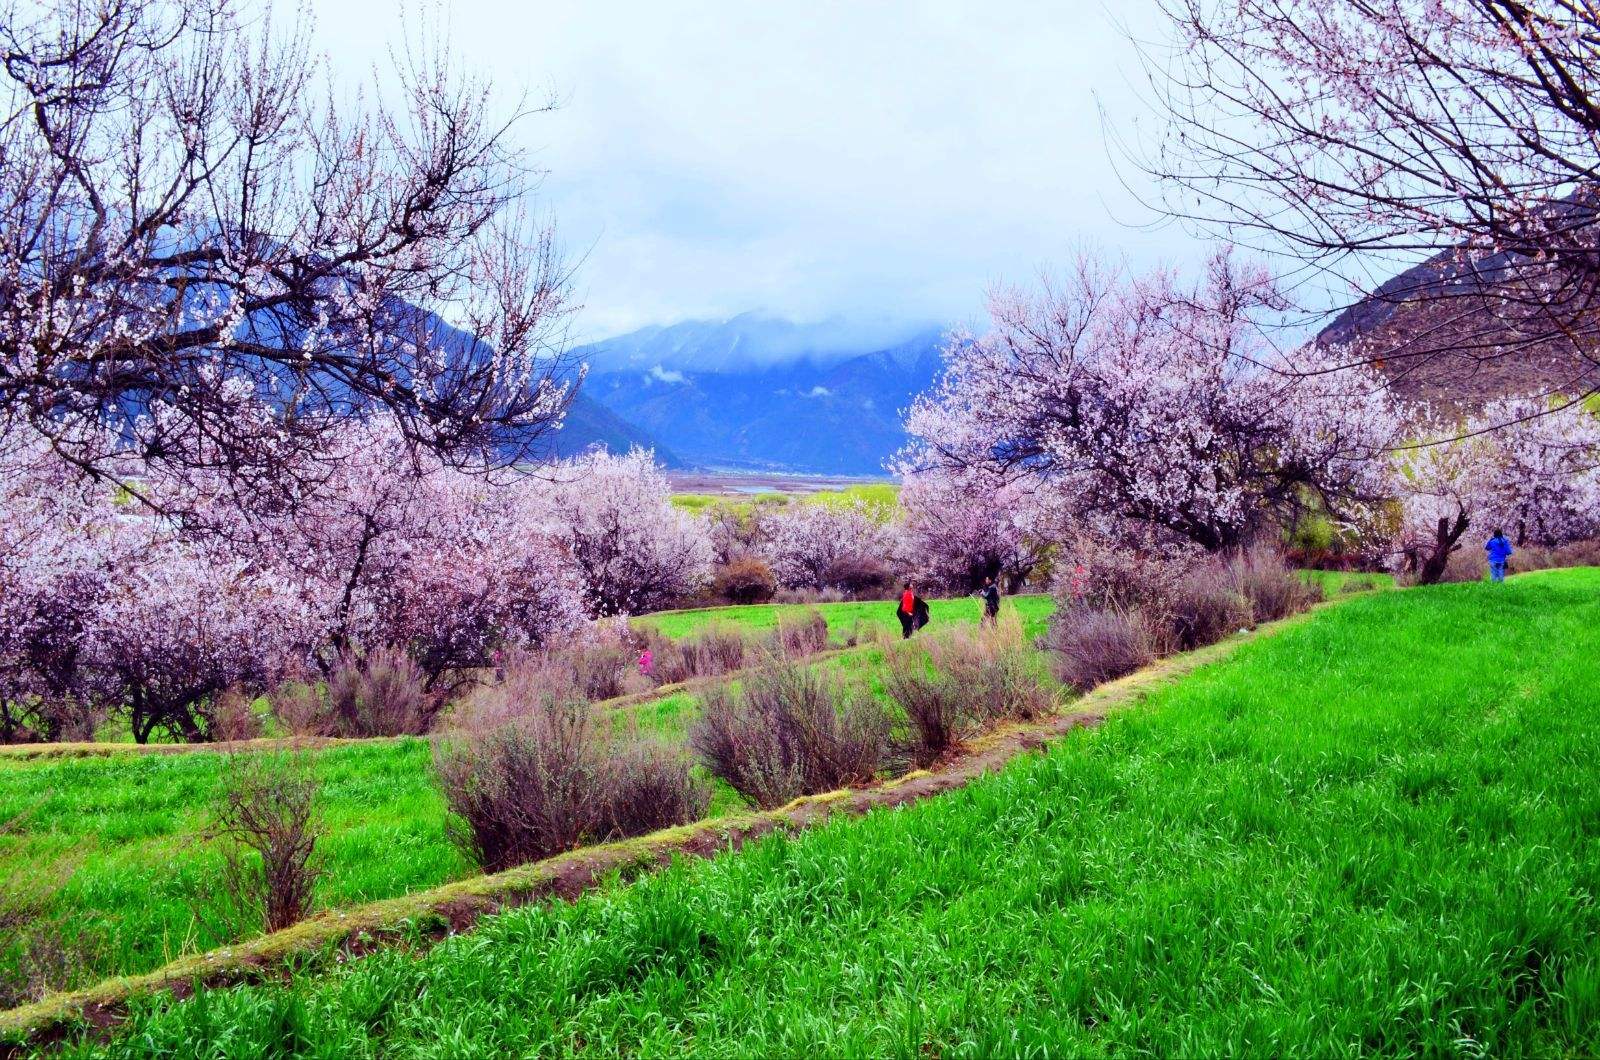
<box><xmin>68</xmin><ymin>570</ymin><xmax>1600</xmax><ymax>1055</ymax></box>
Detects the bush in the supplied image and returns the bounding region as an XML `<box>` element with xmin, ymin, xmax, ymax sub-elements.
<box><xmin>1437</xmin><ymin>548</ymin><xmax>1487</xmax><ymax>583</ymax></box>
<box><xmin>712</xmin><ymin>557</ymin><xmax>777</xmax><ymax>605</ymax></box>
<box><xmin>212</xmin><ymin>752</ymin><xmax>323</xmax><ymax>933</ymax></box>
<box><xmin>448</xmin><ymin>652</ymin><xmax>583</xmax><ymax>733</ymax></box>
<box><xmin>0</xmin><ymin>696</ymin><xmax>103</xmax><ymax>745</ymax></box>
<box><xmin>881</xmin><ymin>643</ymin><xmax>972</xmax><ymax>767</ymax></box>
<box><xmin>328</xmin><ymin>647</ymin><xmax>432</xmax><ymax>736</ymax></box>
<box><xmin>208</xmin><ymin>688</ymin><xmax>263</xmax><ymax>742</ymax></box>
<box><xmin>688</xmin><ymin>622</ymin><xmax>750</xmax><ymax>674</ymax></box>
<box><xmin>600</xmin><ymin>740</ymin><xmax>711</xmax><ymax>838</ymax></box>
<box><xmin>0</xmin><ymin>819</ymin><xmax>99</xmax><ymax>1007</ymax></box>
<box><xmin>773</xmin><ymin>587</ymin><xmax>848</xmax><ymax>605</ymax></box>
<box><xmin>820</xmin><ymin>553</ymin><xmax>893</xmax><ymax>597</ymax></box>
<box><xmin>435</xmin><ymin>695</ymin><xmax>707</xmax><ymax>872</ymax></box>
<box><xmin>689</xmin><ymin>662</ymin><xmax>889</xmax><ymax>808</ymax></box>
<box><xmin>1164</xmin><ymin>567</ymin><xmax>1253</xmax><ymax>652</ymax></box>
<box><xmin>566</xmin><ymin>640</ymin><xmax>645</xmax><ymax>702</ymax></box>
<box><xmin>689</xmin><ymin>685</ymin><xmax>804</xmax><ymax>808</ymax></box>
<box><xmin>1226</xmin><ymin>546</ymin><xmax>1323</xmax><ymax>622</ymax></box>
<box><xmin>775</xmin><ymin>608</ymin><xmax>830</xmax><ymax>658</ymax></box>
<box><xmin>270</xmin><ymin>676</ymin><xmax>334</xmax><ymax>738</ymax></box>
<box><xmin>928</xmin><ymin>612</ymin><xmax>1055</xmax><ymax>722</ymax></box>
<box><xmin>1057</xmin><ymin>535</ymin><xmax>1192</xmax><ymax>612</ymax></box>
<box><xmin>1550</xmin><ymin>538</ymin><xmax>1600</xmax><ymax>568</ymax></box>
<box><xmin>884</xmin><ymin>615</ymin><xmax>1056</xmax><ymax>766</ymax></box>
<box><xmin>637</xmin><ymin>625</ymin><xmax>746</xmax><ymax>686</ymax></box>
<box><xmin>1045</xmin><ymin>606</ymin><xmax>1154</xmax><ymax>693</ymax></box>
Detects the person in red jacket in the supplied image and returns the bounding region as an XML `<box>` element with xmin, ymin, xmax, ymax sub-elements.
<box><xmin>896</xmin><ymin>582</ymin><xmax>919</xmax><ymax>639</ymax></box>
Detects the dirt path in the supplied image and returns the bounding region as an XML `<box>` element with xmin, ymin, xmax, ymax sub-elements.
<box><xmin>0</xmin><ymin>608</ymin><xmax>1320</xmax><ymax>1053</ymax></box>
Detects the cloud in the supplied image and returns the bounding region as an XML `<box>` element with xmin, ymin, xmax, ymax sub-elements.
<box><xmin>802</xmin><ymin>385</ymin><xmax>833</xmax><ymax>398</ymax></box>
<box><xmin>648</xmin><ymin>365</ymin><xmax>686</xmax><ymax>384</ymax></box>
<box><xmin>308</xmin><ymin>2</ymin><xmax>1207</xmax><ymax>341</ymax></box>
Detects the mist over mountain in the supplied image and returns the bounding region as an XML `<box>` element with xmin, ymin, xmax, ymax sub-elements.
<box><xmin>571</xmin><ymin>315</ymin><xmax>949</xmax><ymax>475</ymax></box>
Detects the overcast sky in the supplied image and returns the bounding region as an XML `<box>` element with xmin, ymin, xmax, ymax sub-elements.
<box><xmin>310</xmin><ymin>1</ymin><xmax>1204</xmax><ymax>343</ymax></box>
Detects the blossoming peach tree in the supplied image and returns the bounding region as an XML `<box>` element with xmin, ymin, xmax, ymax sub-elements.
<box><xmin>900</xmin><ymin>251</ymin><xmax>1402</xmax><ymax>557</ymax></box>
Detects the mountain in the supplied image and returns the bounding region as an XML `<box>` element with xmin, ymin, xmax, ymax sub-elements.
<box><xmin>1316</xmin><ymin>242</ymin><xmax>1600</xmax><ymax>409</ymax></box>
<box><xmin>571</xmin><ymin>315</ymin><xmax>948</xmax><ymax>475</ymax></box>
<box><xmin>539</xmin><ymin>392</ymin><xmax>685</xmax><ymax>467</ymax></box>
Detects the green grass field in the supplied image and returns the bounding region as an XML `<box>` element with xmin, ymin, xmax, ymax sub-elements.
<box><xmin>637</xmin><ymin>592</ymin><xmax>1055</xmax><ymax>642</ymax></box>
<box><xmin>65</xmin><ymin>570</ymin><xmax>1600</xmax><ymax>1055</ymax></box>
<box><xmin>670</xmin><ymin>483</ymin><xmax>898</xmax><ymax>518</ymax></box>
<box><xmin>0</xmin><ymin>594</ymin><xmax>1049</xmax><ymax>997</ymax></box>
<box><xmin>0</xmin><ymin>740</ymin><xmax>468</xmax><ymax>999</ymax></box>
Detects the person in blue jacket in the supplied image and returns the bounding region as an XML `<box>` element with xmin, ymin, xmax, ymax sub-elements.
<box><xmin>1485</xmin><ymin>529</ymin><xmax>1514</xmax><ymax>583</ymax></box>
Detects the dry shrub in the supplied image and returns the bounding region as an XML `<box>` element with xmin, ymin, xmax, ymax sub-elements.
<box><xmin>637</xmin><ymin>613</ymin><xmax>829</xmax><ymax>689</ymax></box>
<box><xmin>0</xmin><ymin>697</ymin><xmax>103</xmax><ymax>745</ymax></box>
<box><xmin>821</xmin><ymin>553</ymin><xmax>893</xmax><ymax>597</ymax></box>
<box><xmin>208</xmin><ymin>688</ymin><xmax>263</xmax><ymax>742</ymax></box>
<box><xmin>929</xmin><ymin>612</ymin><xmax>1055</xmax><ymax>722</ymax></box>
<box><xmin>1550</xmin><ymin>538</ymin><xmax>1600</xmax><ymax>567</ymax></box>
<box><xmin>212</xmin><ymin>752</ymin><xmax>323</xmax><ymax>933</ymax></box>
<box><xmin>637</xmin><ymin>623</ymin><xmax>759</xmax><ymax>686</ymax></box>
<box><xmin>1163</xmin><ymin>567</ymin><xmax>1253</xmax><ymax>652</ymax></box>
<box><xmin>1337</xmin><ymin>574</ymin><xmax>1380</xmax><ymax>594</ymax></box>
<box><xmin>689</xmin><ymin>661</ymin><xmax>889</xmax><ymax>809</ymax></box>
<box><xmin>1045</xmin><ymin>606</ymin><xmax>1154</xmax><ymax>693</ymax></box>
<box><xmin>688</xmin><ymin>622</ymin><xmax>749</xmax><ymax>674</ymax></box>
<box><xmin>1226</xmin><ymin>546</ymin><xmax>1323</xmax><ymax>622</ymax></box>
<box><xmin>435</xmin><ymin>695</ymin><xmax>707</xmax><ymax>872</ymax></box>
<box><xmin>881</xmin><ymin>642</ymin><xmax>972</xmax><ymax>767</ymax></box>
<box><xmin>601</xmin><ymin>740</ymin><xmax>711</xmax><ymax>839</ymax></box>
<box><xmin>1437</xmin><ymin>548</ymin><xmax>1488</xmax><ymax>583</ymax></box>
<box><xmin>713</xmin><ymin>557</ymin><xmax>777</xmax><ymax>604</ymax></box>
<box><xmin>271</xmin><ymin>676</ymin><xmax>335</xmax><ymax>737</ymax></box>
<box><xmin>449</xmin><ymin>652</ymin><xmax>583</xmax><ymax>733</ymax></box>
<box><xmin>565</xmin><ymin>639</ymin><xmax>647</xmax><ymax>701</ymax></box>
<box><xmin>435</xmin><ymin>695</ymin><xmax>597</xmax><ymax>870</ymax></box>
<box><xmin>328</xmin><ymin>647</ymin><xmax>432</xmax><ymax>736</ymax></box>
<box><xmin>885</xmin><ymin>615</ymin><xmax>1055</xmax><ymax>766</ymax></box>
<box><xmin>1062</xmin><ymin>535</ymin><xmax>1194</xmax><ymax>612</ymax></box>
<box><xmin>689</xmin><ymin>685</ymin><xmax>804</xmax><ymax>808</ymax></box>
<box><xmin>775</xmin><ymin>608</ymin><xmax>830</xmax><ymax>658</ymax></box>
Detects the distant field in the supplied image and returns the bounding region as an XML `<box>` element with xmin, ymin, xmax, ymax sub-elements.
<box><xmin>671</xmin><ymin>481</ymin><xmax>898</xmax><ymax>516</ymax></box>
<box><xmin>637</xmin><ymin>593</ymin><xmax>1055</xmax><ymax>642</ymax></box>
<box><xmin>77</xmin><ymin>571</ymin><xmax>1600</xmax><ymax>1055</ymax></box>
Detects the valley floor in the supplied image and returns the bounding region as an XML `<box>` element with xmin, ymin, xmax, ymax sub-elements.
<box><xmin>43</xmin><ymin>569</ymin><xmax>1600</xmax><ymax>1056</ymax></box>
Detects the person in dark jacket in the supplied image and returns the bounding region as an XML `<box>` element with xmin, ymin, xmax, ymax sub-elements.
<box><xmin>977</xmin><ymin>576</ymin><xmax>1000</xmax><ymax>626</ymax></box>
<box><xmin>1486</xmin><ymin>529</ymin><xmax>1514</xmax><ymax>583</ymax></box>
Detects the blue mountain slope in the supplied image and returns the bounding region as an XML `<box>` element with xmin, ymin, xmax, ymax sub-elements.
<box><xmin>574</xmin><ymin>318</ymin><xmax>947</xmax><ymax>475</ymax></box>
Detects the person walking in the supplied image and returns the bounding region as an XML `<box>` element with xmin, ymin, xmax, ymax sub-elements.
<box><xmin>977</xmin><ymin>576</ymin><xmax>1000</xmax><ymax>626</ymax></box>
<box><xmin>896</xmin><ymin>583</ymin><xmax>919</xmax><ymax>639</ymax></box>
<box><xmin>1486</xmin><ymin>529</ymin><xmax>1514</xmax><ymax>583</ymax></box>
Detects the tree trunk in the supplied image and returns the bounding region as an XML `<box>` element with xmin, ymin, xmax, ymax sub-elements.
<box><xmin>1417</xmin><ymin>512</ymin><xmax>1470</xmax><ymax>585</ymax></box>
